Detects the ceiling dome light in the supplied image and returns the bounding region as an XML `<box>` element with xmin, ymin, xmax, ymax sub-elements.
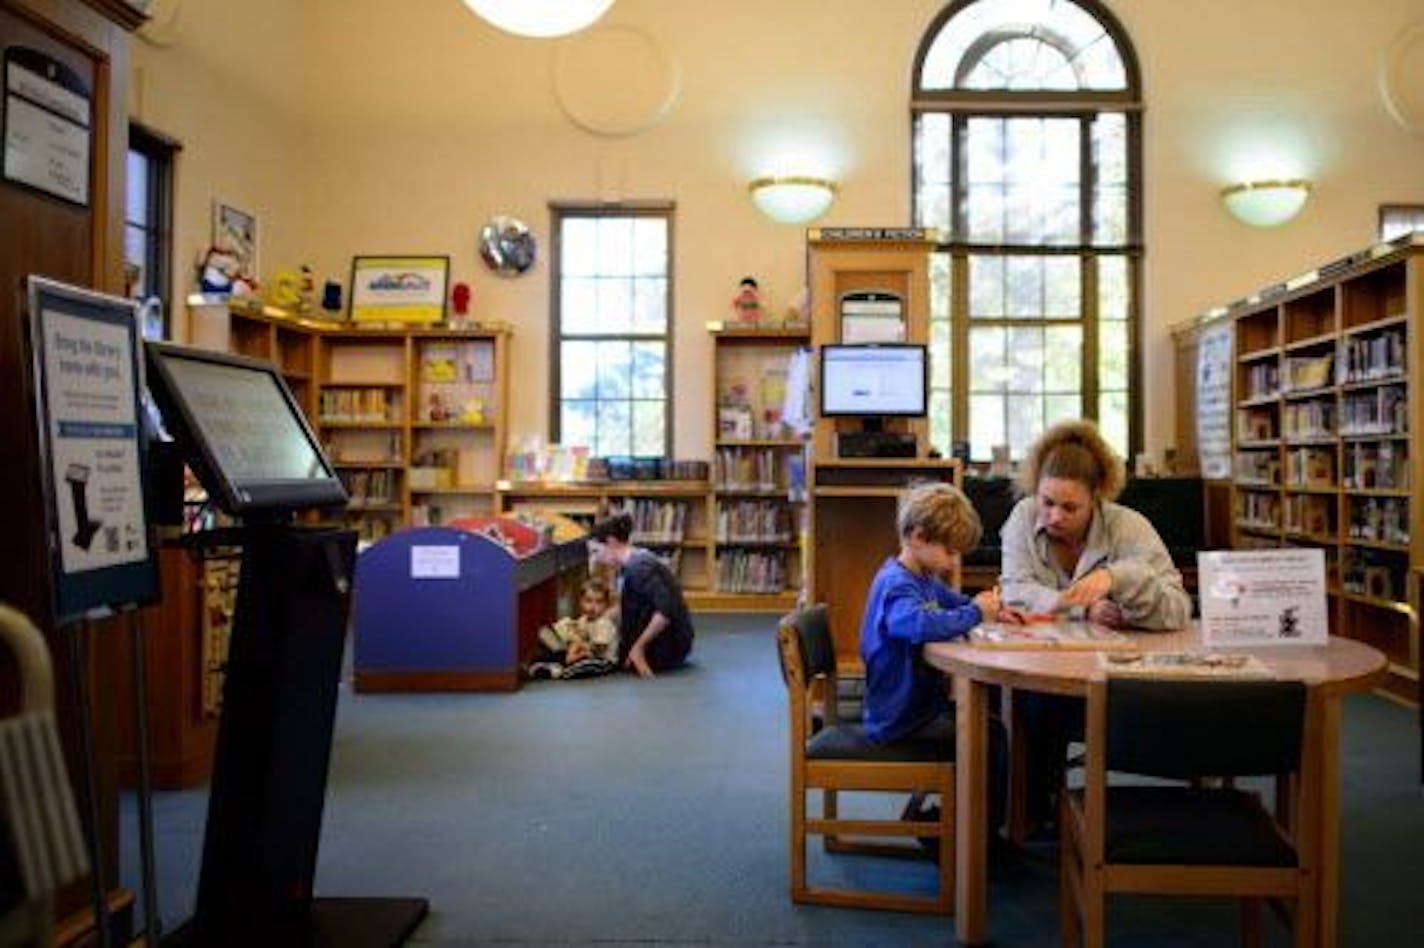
<box><xmin>1221</xmin><ymin>179</ymin><xmax>1312</xmax><ymax>228</ymax></box>
<box><xmin>748</xmin><ymin>176</ymin><xmax>838</xmax><ymax>225</ymax></box>
<box><xmin>462</xmin><ymin>0</ymin><xmax>614</xmax><ymax>38</ymax></box>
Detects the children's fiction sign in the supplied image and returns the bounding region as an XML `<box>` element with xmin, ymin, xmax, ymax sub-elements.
<box><xmin>1197</xmin><ymin>548</ymin><xmax>1329</xmax><ymax>647</ymax></box>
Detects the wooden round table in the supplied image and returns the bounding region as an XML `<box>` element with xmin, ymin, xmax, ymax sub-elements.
<box><xmin>923</xmin><ymin>630</ymin><xmax>1387</xmax><ymax>947</ymax></box>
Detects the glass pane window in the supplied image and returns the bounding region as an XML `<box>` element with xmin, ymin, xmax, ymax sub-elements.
<box><xmin>553</xmin><ymin>207</ymin><xmax>672</xmax><ymax>457</ymax></box>
<box><xmin>916</xmin><ymin>1</ymin><xmax>1141</xmax><ymax>462</ymax></box>
<box><xmin>126</xmin><ymin>124</ymin><xmax>176</xmax><ymax>340</ymax></box>
<box><xmin>919</xmin><ymin>0</ymin><xmax>1129</xmax><ymax>92</ymax></box>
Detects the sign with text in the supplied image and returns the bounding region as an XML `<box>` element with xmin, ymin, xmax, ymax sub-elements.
<box><xmin>28</xmin><ymin>277</ymin><xmax>157</xmax><ymax>624</ymax></box>
<box><xmin>3</xmin><ymin>48</ymin><xmax>92</xmax><ymax>206</ymax></box>
<box><xmin>1197</xmin><ymin>548</ymin><xmax>1328</xmax><ymax>647</ymax></box>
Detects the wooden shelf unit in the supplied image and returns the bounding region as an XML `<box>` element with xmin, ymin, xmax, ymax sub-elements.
<box><xmin>709</xmin><ymin>324</ymin><xmax>812</xmax><ymax>610</ymax></box>
<box><xmin>195</xmin><ymin>303</ymin><xmax>511</xmax><ymax>543</ymax></box>
<box><xmin>1227</xmin><ymin>239</ymin><xmax>1422</xmax><ymax>701</ymax></box>
<box><xmin>495</xmin><ymin>472</ymin><xmax>807</xmax><ymax>613</ymax></box>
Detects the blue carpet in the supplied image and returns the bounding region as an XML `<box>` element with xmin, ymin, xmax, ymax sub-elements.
<box><xmin>120</xmin><ymin>614</ymin><xmax>1424</xmax><ymax>945</ymax></box>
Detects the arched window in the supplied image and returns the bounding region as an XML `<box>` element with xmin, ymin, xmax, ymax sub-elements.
<box><xmin>912</xmin><ymin>0</ymin><xmax>1141</xmax><ymax>461</ymax></box>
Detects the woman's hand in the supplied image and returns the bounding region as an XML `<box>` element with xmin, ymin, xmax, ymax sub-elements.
<box><xmin>1087</xmin><ymin>599</ymin><xmax>1124</xmax><ymax>628</ymax></box>
<box><xmin>1058</xmin><ymin>566</ymin><xmax>1113</xmax><ymax>608</ymax></box>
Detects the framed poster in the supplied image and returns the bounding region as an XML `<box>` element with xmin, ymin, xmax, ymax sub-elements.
<box><xmin>27</xmin><ymin>276</ymin><xmax>158</xmax><ymax>624</ymax></box>
<box><xmin>1197</xmin><ymin>548</ymin><xmax>1328</xmax><ymax>648</ymax></box>
<box><xmin>212</xmin><ymin>199</ymin><xmax>258</xmax><ymax>279</ymax></box>
<box><xmin>349</xmin><ymin>255</ymin><xmax>450</xmax><ymax>325</ymax></box>
<box><xmin>839</xmin><ymin>291</ymin><xmax>905</xmax><ymax>343</ymax></box>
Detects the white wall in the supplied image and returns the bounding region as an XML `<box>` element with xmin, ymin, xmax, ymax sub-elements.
<box><xmin>132</xmin><ymin>0</ymin><xmax>1424</xmax><ymax>456</ymax></box>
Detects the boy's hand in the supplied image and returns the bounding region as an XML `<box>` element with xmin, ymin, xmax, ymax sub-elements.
<box><xmin>972</xmin><ymin>587</ymin><xmax>1002</xmax><ymax>621</ymax></box>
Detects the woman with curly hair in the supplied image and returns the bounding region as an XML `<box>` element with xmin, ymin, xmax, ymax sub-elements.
<box><xmin>999</xmin><ymin>420</ymin><xmax>1191</xmax><ymax>831</ymax></box>
<box><xmin>1000</xmin><ymin>419</ymin><xmax>1190</xmax><ymax>630</ymax></box>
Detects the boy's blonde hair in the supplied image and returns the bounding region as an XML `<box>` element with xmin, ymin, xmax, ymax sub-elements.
<box><xmin>897</xmin><ymin>482</ymin><xmax>983</xmax><ymax>553</ymax></box>
<box><xmin>1016</xmin><ymin>419</ymin><xmax>1126</xmax><ymax>501</ymax></box>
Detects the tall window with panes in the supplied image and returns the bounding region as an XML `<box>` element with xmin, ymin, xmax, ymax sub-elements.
<box><xmin>551</xmin><ymin>205</ymin><xmax>673</xmax><ymax>458</ymax></box>
<box><xmin>125</xmin><ymin>123</ymin><xmax>177</xmax><ymax>340</ymax></box>
<box><xmin>912</xmin><ymin>0</ymin><xmax>1141</xmax><ymax>462</ymax></box>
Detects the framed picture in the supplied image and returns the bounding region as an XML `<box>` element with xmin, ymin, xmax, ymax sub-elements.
<box><xmin>349</xmin><ymin>256</ymin><xmax>450</xmax><ymax>325</ymax></box>
<box><xmin>212</xmin><ymin>200</ymin><xmax>258</xmax><ymax>279</ymax></box>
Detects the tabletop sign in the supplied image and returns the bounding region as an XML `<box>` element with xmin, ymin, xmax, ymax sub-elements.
<box><xmin>1198</xmin><ymin>548</ymin><xmax>1329</xmax><ymax>647</ymax></box>
<box><xmin>3</xmin><ymin>47</ymin><xmax>92</xmax><ymax>206</ymax></box>
<box><xmin>28</xmin><ymin>277</ymin><xmax>157</xmax><ymax>624</ymax></box>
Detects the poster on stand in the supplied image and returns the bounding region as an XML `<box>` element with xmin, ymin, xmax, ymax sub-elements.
<box><xmin>28</xmin><ymin>277</ymin><xmax>158</xmax><ymax>624</ymax></box>
<box><xmin>1197</xmin><ymin>548</ymin><xmax>1328</xmax><ymax>647</ymax></box>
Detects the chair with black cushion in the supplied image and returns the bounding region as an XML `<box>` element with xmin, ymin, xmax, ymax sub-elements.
<box><xmin>775</xmin><ymin>604</ymin><xmax>955</xmax><ymax>914</ymax></box>
<box><xmin>1060</xmin><ymin>677</ymin><xmax>1317</xmax><ymax>948</ymax></box>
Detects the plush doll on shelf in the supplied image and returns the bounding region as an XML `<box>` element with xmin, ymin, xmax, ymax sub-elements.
<box><xmin>731</xmin><ymin>276</ymin><xmax>764</xmax><ymax>324</ymax></box>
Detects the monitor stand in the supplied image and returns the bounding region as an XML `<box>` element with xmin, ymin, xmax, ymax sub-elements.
<box><xmin>166</xmin><ymin>524</ymin><xmax>427</xmax><ymax>947</ymax></box>
<box><xmin>837</xmin><ymin>418</ymin><xmax>918</xmax><ymax>459</ymax></box>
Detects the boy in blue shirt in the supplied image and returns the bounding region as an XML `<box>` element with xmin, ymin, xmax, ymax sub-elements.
<box><xmin>860</xmin><ymin>482</ymin><xmax>1015</xmax><ymax>839</ymax></box>
<box><xmin>861</xmin><ymin>482</ymin><xmax>1012</xmax><ymax>743</ymax></box>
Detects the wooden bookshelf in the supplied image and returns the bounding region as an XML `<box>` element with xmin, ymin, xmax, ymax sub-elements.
<box><xmin>1225</xmin><ymin>237</ymin><xmax>1422</xmax><ymax>702</ymax></box>
<box><xmin>709</xmin><ymin>323</ymin><xmax>812</xmax><ymax>611</ymax></box>
<box><xmin>191</xmin><ymin>301</ymin><xmax>511</xmax><ymax>543</ymax></box>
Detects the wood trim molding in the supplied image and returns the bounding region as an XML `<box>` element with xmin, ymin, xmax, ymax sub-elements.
<box><xmin>79</xmin><ymin>0</ymin><xmax>147</xmax><ymax>31</ymax></box>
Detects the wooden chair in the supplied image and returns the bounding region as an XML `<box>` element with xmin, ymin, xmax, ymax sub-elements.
<box><xmin>775</xmin><ymin>605</ymin><xmax>955</xmax><ymax>914</ymax></box>
<box><xmin>1060</xmin><ymin>677</ymin><xmax>1317</xmax><ymax>948</ymax></box>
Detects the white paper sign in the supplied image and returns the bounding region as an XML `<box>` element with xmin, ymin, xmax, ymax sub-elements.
<box><xmin>1197</xmin><ymin>549</ymin><xmax>1329</xmax><ymax>647</ymax></box>
<box><xmin>411</xmin><ymin>545</ymin><xmax>460</xmax><ymax>579</ymax></box>
<box><xmin>42</xmin><ymin>310</ymin><xmax>148</xmax><ymax>573</ymax></box>
<box><xmin>1194</xmin><ymin>322</ymin><xmax>1233</xmax><ymax>479</ymax></box>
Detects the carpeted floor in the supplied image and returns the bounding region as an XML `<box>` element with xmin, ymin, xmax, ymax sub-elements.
<box><xmin>121</xmin><ymin>613</ymin><xmax>1424</xmax><ymax>946</ymax></box>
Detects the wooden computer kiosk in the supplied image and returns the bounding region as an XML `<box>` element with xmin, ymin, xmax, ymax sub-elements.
<box><xmin>804</xmin><ymin>231</ymin><xmax>961</xmax><ymax>671</ymax></box>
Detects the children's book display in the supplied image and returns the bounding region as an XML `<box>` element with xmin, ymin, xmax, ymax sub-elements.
<box><xmin>970</xmin><ymin>619</ymin><xmax>1134</xmax><ymax>650</ymax></box>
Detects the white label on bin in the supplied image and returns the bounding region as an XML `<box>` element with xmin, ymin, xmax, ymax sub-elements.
<box><xmin>411</xmin><ymin>545</ymin><xmax>460</xmax><ymax>579</ymax></box>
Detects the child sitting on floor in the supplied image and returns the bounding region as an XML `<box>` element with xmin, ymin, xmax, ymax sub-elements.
<box><xmin>529</xmin><ymin>578</ymin><xmax>619</xmax><ymax>680</ymax></box>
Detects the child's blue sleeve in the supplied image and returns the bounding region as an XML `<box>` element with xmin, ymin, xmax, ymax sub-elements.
<box><xmin>934</xmin><ymin>579</ymin><xmax>970</xmax><ymax>610</ymax></box>
<box><xmin>881</xmin><ymin>580</ymin><xmax>982</xmax><ymax>644</ymax></box>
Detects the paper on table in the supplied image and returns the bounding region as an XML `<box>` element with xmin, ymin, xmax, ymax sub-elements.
<box><xmin>970</xmin><ymin>621</ymin><xmax>1135</xmax><ymax>650</ymax></box>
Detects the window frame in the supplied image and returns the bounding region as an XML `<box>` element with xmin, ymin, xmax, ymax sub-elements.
<box><xmin>910</xmin><ymin>0</ymin><xmax>1144</xmax><ymax>461</ymax></box>
<box><xmin>548</xmin><ymin>201</ymin><xmax>676</xmax><ymax>458</ymax></box>
<box><xmin>125</xmin><ymin>121</ymin><xmax>180</xmax><ymax>339</ymax></box>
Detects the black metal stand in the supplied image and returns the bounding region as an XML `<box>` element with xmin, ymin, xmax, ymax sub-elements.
<box><xmin>165</xmin><ymin>525</ymin><xmax>426</xmax><ymax>947</ymax></box>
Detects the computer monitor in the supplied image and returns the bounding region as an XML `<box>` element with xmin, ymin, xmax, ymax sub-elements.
<box><xmin>819</xmin><ymin>343</ymin><xmax>928</xmax><ymax>421</ymax></box>
<box><xmin>145</xmin><ymin>342</ymin><xmax>347</xmax><ymax>518</ymax></box>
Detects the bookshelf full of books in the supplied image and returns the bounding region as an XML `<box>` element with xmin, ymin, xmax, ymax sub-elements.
<box><xmin>1226</xmin><ymin>236</ymin><xmax>1423</xmax><ymax>701</ymax></box>
<box><xmin>309</xmin><ymin>325</ymin><xmax>509</xmax><ymax>543</ymax></box>
<box><xmin>708</xmin><ymin>324</ymin><xmax>811</xmax><ymax>609</ymax></box>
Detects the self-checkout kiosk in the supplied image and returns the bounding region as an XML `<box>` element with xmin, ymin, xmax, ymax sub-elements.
<box><xmin>144</xmin><ymin>342</ymin><xmax>427</xmax><ymax>947</ymax></box>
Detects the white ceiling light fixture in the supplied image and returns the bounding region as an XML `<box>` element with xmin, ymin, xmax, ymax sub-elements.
<box><xmin>462</xmin><ymin>0</ymin><xmax>614</xmax><ymax>39</ymax></box>
<box><xmin>1220</xmin><ymin>179</ymin><xmax>1313</xmax><ymax>228</ymax></box>
<box><xmin>748</xmin><ymin>176</ymin><xmax>838</xmax><ymax>225</ymax></box>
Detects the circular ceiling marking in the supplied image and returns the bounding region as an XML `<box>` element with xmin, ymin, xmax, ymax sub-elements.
<box><xmin>552</xmin><ymin>24</ymin><xmax>681</xmax><ymax>137</ymax></box>
<box><xmin>1379</xmin><ymin>19</ymin><xmax>1424</xmax><ymax>136</ymax></box>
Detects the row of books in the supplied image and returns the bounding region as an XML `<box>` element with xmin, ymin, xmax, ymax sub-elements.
<box><xmin>1340</xmin><ymin>385</ymin><xmax>1408</xmax><ymax>435</ymax></box>
<box><xmin>320</xmin><ymin>387</ymin><xmax>397</xmax><ymax>422</ymax></box>
<box><xmin>1343</xmin><ymin>441</ymin><xmax>1408</xmax><ymax>490</ymax></box>
<box><xmin>1339</xmin><ymin>329</ymin><xmax>1405</xmax><ymax>384</ymax></box>
<box><xmin>713</xmin><ymin>447</ymin><xmax>782</xmax><ymax>491</ymax></box>
<box><xmin>715</xmin><ymin>500</ymin><xmax>793</xmax><ymax>543</ymax></box>
<box><xmin>606</xmin><ymin>498</ymin><xmax>688</xmax><ymax>543</ymax></box>
<box><xmin>1243</xmin><ymin>361</ymin><xmax>1279</xmax><ymax>400</ymax></box>
<box><xmin>338</xmin><ymin>469</ymin><xmax>398</xmax><ymax>506</ymax></box>
<box><xmin>1236</xmin><ymin>493</ymin><xmax>1280</xmax><ymax>528</ymax></box>
<box><xmin>1283</xmin><ymin>400</ymin><xmax>1334</xmax><ymax>439</ymax></box>
<box><xmin>716</xmin><ymin>549</ymin><xmax>787</xmax><ymax>593</ymax></box>
<box><xmin>1347</xmin><ymin>497</ymin><xmax>1410</xmax><ymax>546</ymax></box>
<box><xmin>1283</xmin><ymin>495</ymin><xmax>1333</xmax><ymax>536</ymax></box>
<box><xmin>1341</xmin><ymin>549</ymin><xmax>1405</xmax><ymax>601</ymax></box>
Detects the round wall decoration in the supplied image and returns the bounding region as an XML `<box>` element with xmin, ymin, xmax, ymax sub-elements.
<box><xmin>1379</xmin><ymin>19</ymin><xmax>1424</xmax><ymax>135</ymax></box>
<box><xmin>552</xmin><ymin>24</ymin><xmax>681</xmax><ymax>137</ymax></box>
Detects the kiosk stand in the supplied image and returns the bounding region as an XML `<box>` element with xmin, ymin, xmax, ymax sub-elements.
<box><xmin>145</xmin><ymin>342</ymin><xmax>427</xmax><ymax>947</ymax></box>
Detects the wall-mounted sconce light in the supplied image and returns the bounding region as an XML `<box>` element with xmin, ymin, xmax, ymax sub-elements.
<box><xmin>748</xmin><ymin>176</ymin><xmax>838</xmax><ymax>225</ymax></box>
<box><xmin>462</xmin><ymin>0</ymin><xmax>613</xmax><ymax>38</ymax></box>
<box><xmin>1220</xmin><ymin>179</ymin><xmax>1312</xmax><ymax>227</ymax></box>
